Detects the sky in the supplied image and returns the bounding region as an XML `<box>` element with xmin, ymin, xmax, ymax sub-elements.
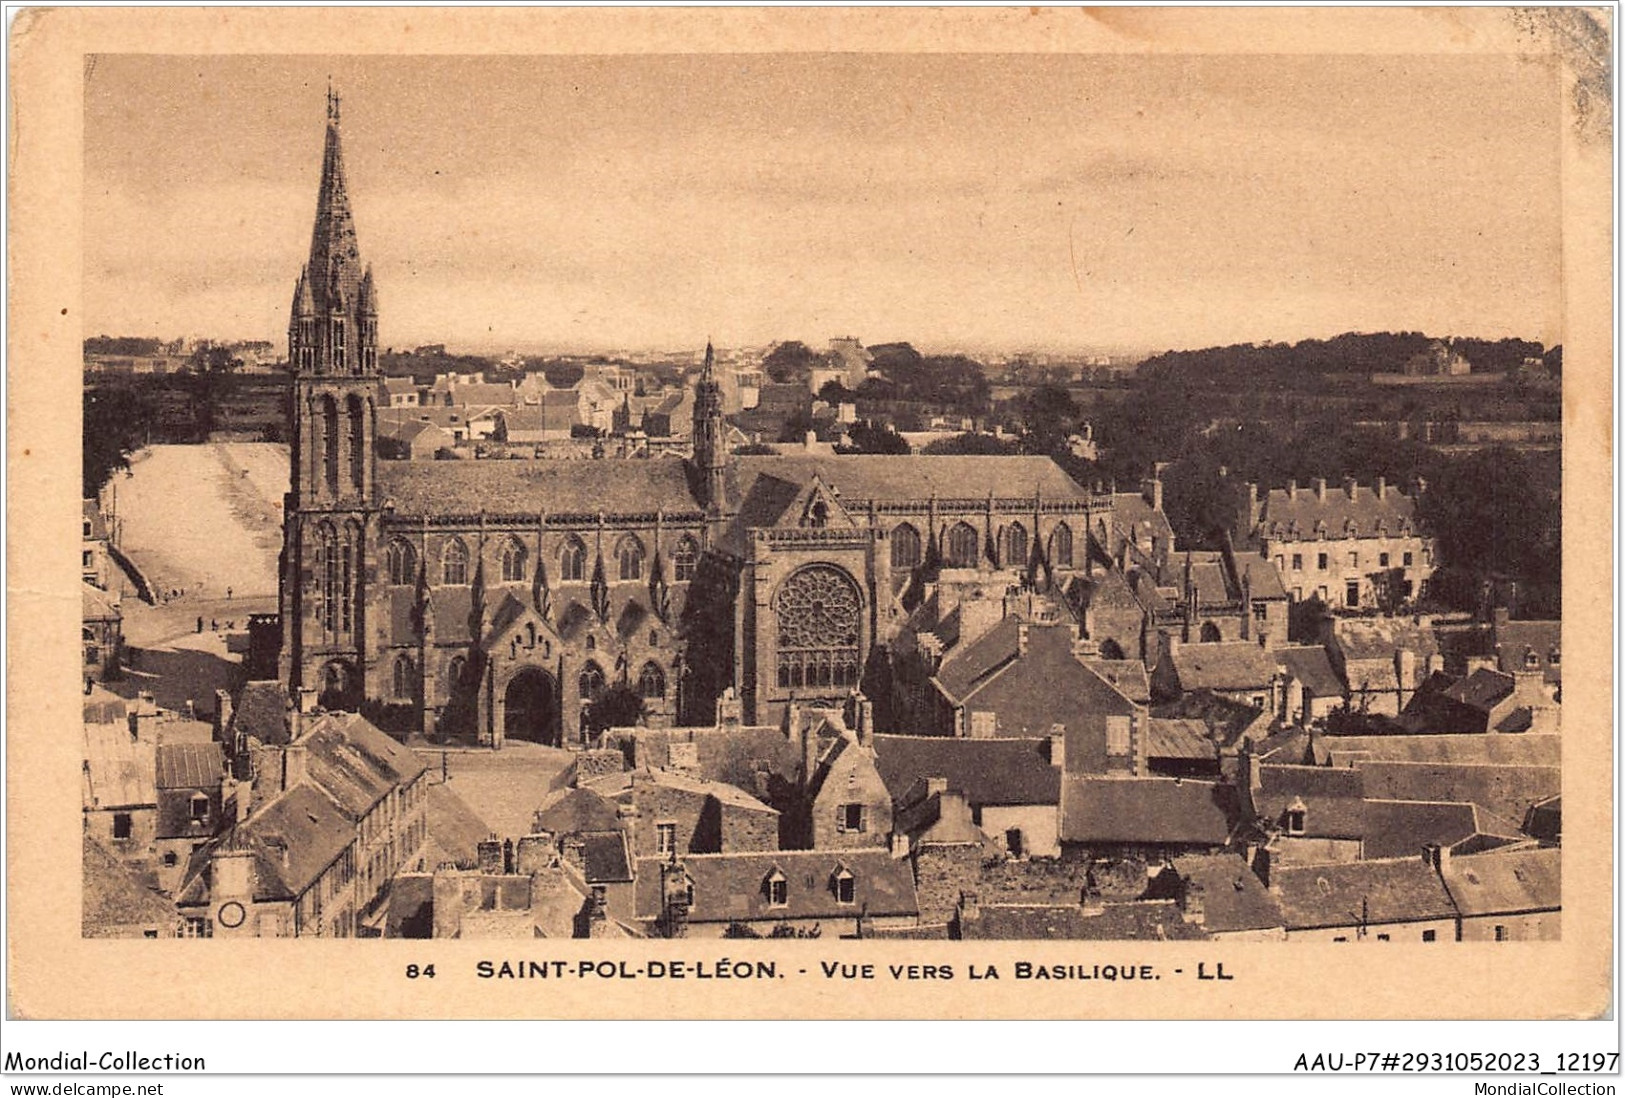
<box><xmin>83</xmin><ymin>53</ymin><xmax>1565</xmax><ymax>355</ymax></box>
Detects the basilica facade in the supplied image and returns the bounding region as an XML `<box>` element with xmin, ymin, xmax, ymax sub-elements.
<box><xmin>275</xmin><ymin>97</ymin><xmax>1137</xmax><ymax>747</ymax></box>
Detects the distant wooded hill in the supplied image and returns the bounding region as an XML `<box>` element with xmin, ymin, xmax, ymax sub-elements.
<box><xmin>1136</xmin><ymin>333</ymin><xmax>1552</xmax><ymax>388</ymax></box>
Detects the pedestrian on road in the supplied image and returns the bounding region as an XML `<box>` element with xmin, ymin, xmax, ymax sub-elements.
<box><xmin>212</xmin><ymin>618</ymin><xmax>218</xmax><ymax>631</ymax></box>
<box><xmin>196</xmin><ymin>615</ymin><xmax>204</xmax><ymax>633</ymax></box>
<box><xmin>227</xmin><ymin>587</ymin><xmax>232</xmax><ymax>600</ymax></box>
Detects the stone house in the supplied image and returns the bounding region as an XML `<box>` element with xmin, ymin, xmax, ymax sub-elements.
<box><xmin>873</xmin><ymin>734</ymin><xmax>1062</xmax><ymax>858</ymax></box>
<box><xmin>83</xmin><ymin>836</ymin><xmax>179</xmax><ymax>939</ymax></box>
<box><xmin>1321</xmin><ymin>615</ymin><xmax>1443</xmax><ymax>715</ymax></box>
<box><xmin>82</xmin><ymin>582</ymin><xmax>122</xmax><ymax>682</ymax></box>
<box><xmin>1059</xmin><ymin>775</ymin><xmax>1238</xmax><ymax>863</ymax></box>
<box><xmin>1165</xmin><ymin>853</ymin><xmax>1286</xmax><ymax>941</ymax></box>
<box><xmin>1236</xmin><ymin>477</ymin><xmax>1435</xmax><ymax>610</ymax></box>
<box><xmin>1272</xmin><ymin>644</ymin><xmax>1344</xmax><ymax>725</ymax></box>
<box><xmin>635</xmin><ymin>848</ymin><xmax>918</xmax><ymax>938</ymax></box>
<box><xmin>83</xmin><ymin>499</ymin><xmax>111</xmax><ymax>589</ymax></box>
<box><xmin>1152</xmin><ymin>637</ymin><xmax>1277</xmax><ymax>711</ymax></box>
<box><xmin>1441</xmin><ymin>845</ymin><xmax>1560</xmax><ymax>941</ymax></box>
<box><xmin>1271</xmin><ymin>851</ymin><xmax>1460</xmax><ymax>942</ymax></box>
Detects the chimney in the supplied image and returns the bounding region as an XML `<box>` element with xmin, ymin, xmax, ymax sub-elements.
<box><xmin>1244</xmin><ymin>482</ymin><xmax>1260</xmax><ymax>533</ymax></box>
<box><xmin>1141</xmin><ymin>476</ymin><xmax>1164</xmax><ymax>512</ymax></box>
<box><xmin>805</xmin><ymin>429</ymin><xmax>818</xmax><ymax>449</ymax></box>
<box><xmin>1163</xmin><ymin>632</ymin><xmax>1181</xmax><ymax>661</ymax></box>
<box><xmin>660</xmin><ymin>859</ymin><xmax>690</xmax><ymax>939</ymax></box>
<box><xmin>1180</xmin><ymin>881</ymin><xmax>1206</xmax><ymax>925</ymax></box>
<box><xmin>1313</xmin><ymin>477</ymin><xmax>1327</xmax><ymax>502</ymax></box>
<box><xmin>1241</xmin><ymin>747</ymin><xmax>1263</xmax><ymax>817</ymax></box>
<box><xmin>1048</xmin><ymin>727</ymin><xmax>1066</xmax><ymax>771</ymax></box>
<box><xmin>1395</xmin><ymin>649</ymin><xmax>1418</xmax><ymax>707</ymax></box>
<box><xmin>214</xmin><ymin>688</ymin><xmax>233</xmax><ymax>739</ymax></box>
<box><xmin>1376</xmin><ymin>476</ymin><xmax>1388</xmax><ymax>501</ymax></box>
<box><xmin>1254</xmin><ymin>847</ymin><xmax>1281</xmax><ymax>894</ymax></box>
<box><xmin>297</xmin><ymin>687</ymin><xmax>319</xmax><ymax>714</ymax></box>
<box><xmin>477</xmin><ymin>837</ymin><xmax>503</xmax><ymax>875</ymax></box>
<box><xmin>432</xmin><ymin>864</ymin><xmax>464</xmax><ymax>939</ymax></box>
<box><xmin>281</xmin><ymin>743</ymin><xmax>309</xmax><ymax>792</ymax></box>
<box><xmin>1343</xmin><ymin>477</ymin><xmax>1357</xmax><ymax>499</ymax></box>
<box><xmin>958</xmin><ymin>889</ymin><xmax>981</xmax><ymax>924</ymax></box>
<box><xmin>1286</xmin><ymin>479</ymin><xmax>1298</xmax><ymax>500</ymax></box>
<box><xmin>1016</xmin><ymin>622</ymin><xmax>1030</xmax><ymax>657</ymax></box>
<box><xmin>1422</xmin><ymin>842</ymin><xmax>1451</xmax><ymax>874</ymax></box>
<box><xmin>855</xmin><ymin>697</ymin><xmax>874</xmax><ymax>745</ymax></box>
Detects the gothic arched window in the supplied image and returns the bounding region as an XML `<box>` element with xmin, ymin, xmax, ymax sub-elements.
<box><xmin>560</xmin><ymin>537</ymin><xmax>587</xmax><ymax>582</ymax></box>
<box><xmin>616</xmin><ymin>535</ymin><xmax>645</xmax><ymax>582</ymax></box>
<box><xmin>341</xmin><ymin>520</ymin><xmax>360</xmax><ymax>633</ymax></box>
<box><xmin>386</xmin><ymin>539</ymin><xmax>416</xmax><ymax>586</ymax></box>
<box><xmin>774</xmin><ymin>565</ymin><xmax>862</xmax><ymax>691</ymax></box>
<box><xmin>347</xmin><ymin>394</ymin><xmax>366</xmax><ymax>493</ymax></box>
<box><xmin>1051</xmin><ymin>522</ymin><xmax>1074</xmax><ymax>569</ymax></box>
<box><xmin>638</xmin><ymin>662</ymin><xmax>667</xmax><ymax>699</ymax></box>
<box><xmin>392</xmin><ymin>654</ymin><xmax>416</xmax><ymax>700</ymax></box>
<box><xmin>891</xmin><ymin>523</ymin><xmax>922</xmax><ymax>570</ymax></box>
<box><xmin>946</xmin><ymin>522</ymin><xmax>979</xmax><ymax>568</ymax></box>
<box><xmin>448</xmin><ymin>655</ymin><xmax>467</xmax><ymax>689</ymax></box>
<box><xmin>1200</xmin><ymin>621</ymin><xmax>1222</xmax><ymax>643</ymax></box>
<box><xmin>321</xmin><ymin>395</ymin><xmax>340</xmax><ymax>497</ymax></box>
<box><xmin>317</xmin><ymin>521</ymin><xmax>339</xmax><ymax>633</ymax></box>
<box><xmin>500</xmin><ymin>537</ymin><xmax>527</xmax><ymax>583</ymax></box>
<box><xmin>578</xmin><ymin>661</ymin><xmax>606</xmax><ymax>701</ymax></box>
<box><xmin>672</xmin><ymin>536</ymin><xmax>699</xmax><ymax>582</ymax></box>
<box><xmin>442</xmin><ymin>538</ymin><xmax>469</xmax><ymax>586</ymax></box>
<box><xmin>1005</xmin><ymin>522</ymin><xmax>1029</xmax><ymax>569</ymax></box>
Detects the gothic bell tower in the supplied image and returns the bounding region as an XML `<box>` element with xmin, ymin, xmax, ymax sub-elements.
<box><xmin>691</xmin><ymin>341</ymin><xmax>729</xmax><ymax>523</ymax></box>
<box><xmin>279</xmin><ymin>87</ymin><xmax>382</xmax><ymax>706</ymax></box>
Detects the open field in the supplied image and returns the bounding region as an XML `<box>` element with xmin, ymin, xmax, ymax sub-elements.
<box><xmin>112</xmin><ymin>442</ymin><xmax>288</xmax><ymax>600</ymax></box>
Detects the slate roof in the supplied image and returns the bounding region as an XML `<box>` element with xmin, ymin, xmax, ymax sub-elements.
<box><xmin>1334</xmin><ymin>617</ymin><xmax>1441</xmax><ymax>661</ymax></box>
<box><xmin>1111</xmin><ymin>492</ymin><xmax>1176</xmax><ymax>552</ymax></box>
<box><xmin>733</xmin><ymin>454</ymin><xmax>1091</xmax><ymax>507</ymax></box>
<box><xmin>1061</xmin><ymin>776</ymin><xmax>1237</xmax><ymax>846</ymax></box>
<box><xmin>535</xmin><ymin>786</ymin><xmax>624</xmax><ymax>836</ymax></box>
<box><xmin>1253</xmin><ymin>482</ymin><xmax>1422</xmax><ymax>540</ymax></box>
<box><xmin>933</xmin><ymin>617</ymin><xmax>1022</xmax><ymax>703</ymax></box>
<box><xmin>1440</xmin><ymin>668</ymin><xmax>1516</xmax><ymax>711</ymax></box>
<box><xmin>634</xmin><ymin>849</ymin><xmax>918</xmax><ymax>923</ymax></box>
<box><xmin>628</xmin><ymin>767</ymin><xmax>779</xmax><ymax>813</ymax></box>
<box><xmin>1171</xmin><ymin>853</ymin><xmax>1286</xmax><ymax>933</ymax></box>
<box><xmin>1166</xmin><ymin>642</ymin><xmax>1276</xmax><ymax>692</ymax></box>
<box><xmin>426</xmin><ymin>782</ymin><xmax>491</xmax><ymax>870</ymax></box>
<box><xmin>581</xmin><ymin>831</ymin><xmax>633</xmax><ymax>884</ymax></box>
<box><xmin>1275</xmin><ymin>645</ymin><xmax>1344</xmax><ymax>698</ymax></box>
<box><xmin>1354</xmin><ymin>762</ymin><xmax>1559</xmax><ymax>826</ymax></box>
<box><xmin>1319</xmin><ymin>734</ymin><xmax>1559</xmax><ymax>769</ymax></box>
<box><xmin>1253</xmin><ymin>764</ymin><xmax>1366</xmax><ymax>840</ymax></box>
<box><xmin>82</xmin><ymin>581</ymin><xmax>121</xmax><ymax>622</ymax></box>
<box><xmin>232</xmin><ymin>681</ymin><xmax>289</xmax><ymax>745</ymax></box>
<box><xmin>83</xmin><ymin>683</ymin><xmax>128</xmax><ymax>725</ymax></box>
<box><xmin>945</xmin><ymin>624</ymin><xmax>1138</xmax><ymax>737</ymax></box>
<box><xmin>1494</xmin><ymin>618</ymin><xmax>1561</xmax><ymax>683</ymax></box>
<box><xmin>378</xmin><ymin>457</ymin><xmax>702</xmax><ymax>518</ymax></box>
<box><xmin>155</xmin><ymin>742</ymin><xmax>224</xmax><ymax>790</ymax></box>
<box><xmin>203</xmin><ymin>783</ymin><xmax>356</xmax><ymax>903</ymax></box>
<box><xmin>960</xmin><ymin>900</ymin><xmax>1209</xmax><ymax>941</ymax></box>
<box><xmin>1442</xmin><ymin>847</ymin><xmax>1560</xmax><ymax>917</ymax></box>
<box><xmin>83</xmin><ymin>837</ymin><xmax>176</xmax><ymax>937</ymax></box>
<box><xmin>1274</xmin><ymin>857</ymin><xmax>1457</xmax><ymax>930</ymax></box>
<box><xmin>1239</xmin><ymin>557</ymin><xmax>1289</xmax><ymax>600</ymax></box>
<box><xmin>871</xmin><ymin>734</ymin><xmax>1061</xmax><ymax>808</ymax></box>
<box><xmin>1359</xmin><ymin>799</ymin><xmax>1518</xmax><ymax>860</ymax></box>
<box><xmin>1082</xmin><ymin>659</ymin><xmax>1151</xmax><ymax>703</ymax></box>
<box><xmin>301</xmin><ymin>712</ymin><xmax>428</xmax><ymax>819</ymax></box>
<box><xmin>82</xmin><ymin>721</ymin><xmax>156</xmax><ymax>810</ymax></box>
<box><xmin>1145</xmin><ymin>719</ymin><xmax>1215</xmax><ymax>761</ymax></box>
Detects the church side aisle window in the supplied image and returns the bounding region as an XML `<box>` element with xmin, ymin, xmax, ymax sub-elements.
<box><xmin>579</xmin><ymin>661</ymin><xmax>606</xmax><ymax>701</ymax></box>
<box><xmin>775</xmin><ymin>564</ymin><xmax>862</xmax><ymax>691</ymax></box>
<box><xmin>1005</xmin><ymin>522</ymin><xmax>1028</xmax><ymax>569</ymax></box>
<box><xmin>946</xmin><ymin>522</ymin><xmax>979</xmax><ymax>568</ymax></box>
<box><xmin>891</xmin><ymin>523</ymin><xmax>921</xmax><ymax>570</ymax></box>
<box><xmin>500</xmin><ymin>537</ymin><xmax>527</xmax><ymax>583</ymax></box>
<box><xmin>386</xmin><ymin>539</ymin><xmax>416</xmax><ymax>586</ymax></box>
<box><xmin>443</xmin><ymin>538</ymin><xmax>469</xmax><ymax>586</ymax></box>
<box><xmin>1051</xmin><ymin>522</ymin><xmax>1073</xmax><ymax>569</ymax></box>
<box><xmin>638</xmin><ymin>661</ymin><xmax>667</xmax><ymax>699</ymax></box>
<box><xmin>673</xmin><ymin>536</ymin><xmax>699</xmax><ymax>582</ymax></box>
<box><xmin>561</xmin><ymin>537</ymin><xmax>587</xmax><ymax>582</ymax></box>
<box><xmin>616</xmin><ymin>535</ymin><xmax>645</xmax><ymax>582</ymax></box>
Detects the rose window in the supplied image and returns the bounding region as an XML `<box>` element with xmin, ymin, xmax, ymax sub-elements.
<box><xmin>775</xmin><ymin>565</ymin><xmax>862</xmax><ymax>691</ymax></box>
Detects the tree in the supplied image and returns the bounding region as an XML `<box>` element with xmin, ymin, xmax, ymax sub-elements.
<box><xmin>581</xmin><ymin>682</ymin><xmax>645</xmax><ymax>736</ymax></box>
<box><xmin>83</xmin><ymin>383</ymin><xmax>156</xmax><ymax>496</ymax></box>
<box><xmin>817</xmin><ymin>379</ymin><xmax>857</xmax><ymax>404</ymax></box>
<box><xmin>922</xmin><ymin>432</ymin><xmax>1022</xmax><ymax>456</ymax></box>
<box><xmin>838</xmin><ymin>423</ymin><xmax>910</xmax><ymax>455</ymax></box>
<box><xmin>777</xmin><ymin>410</ymin><xmax>816</xmax><ymax>443</ymax></box>
<box><xmin>762</xmin><ymin>341</ymin><xmax>821</xmax><ymax>384</ymax></box>
<box><xmin>1017</xmin><ymin>384</ymin><xmax>1082</xmax><ymax>456</ymax></box>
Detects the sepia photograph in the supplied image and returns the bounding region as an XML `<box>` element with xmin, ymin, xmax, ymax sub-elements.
<box><xmin>6</xmin><ymin>6</ymin><xmax>1614</xmax><ymax>1041</ymax></box>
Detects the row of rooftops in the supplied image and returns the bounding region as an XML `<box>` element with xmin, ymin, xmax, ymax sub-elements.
<box><xmin>1239</xmin><ymin>476</ymin><xmax>1427</xmax><ymax>543</ymax></box>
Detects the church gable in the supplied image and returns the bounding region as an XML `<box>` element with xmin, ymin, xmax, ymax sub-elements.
<box><xmin>782</xmin><ymin>474</ymin><xmax>859</xmax><ymax>531</ymax></box>
<box><xmin>483</xmin><ymin>593</ymin><xmax>563</xmax><ymax>664</ymax></box>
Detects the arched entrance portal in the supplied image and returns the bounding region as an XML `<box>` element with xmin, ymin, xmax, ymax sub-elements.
<box><xmin>503</xmin><ymin>667</ymin><xmax>559</xmax><ymax>746</ymax></box>
<box><xmin>318</xmin><ymin>659</ymin><xmax>361</xmax><ymax>711</ymax></box>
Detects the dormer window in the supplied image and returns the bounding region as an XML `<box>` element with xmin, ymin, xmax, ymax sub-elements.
<box><xmin>1286</xmin><ymin>798</ymin><xmax>1307</xmax><ymax>835</ymax></box>
<box><xmin>1524</xmin><ymin>650</ymin><xmax>1541</xmax><ymax>670</ymax></box>
<box><xmin>764</xmin><ymin>868</ymin><xmax>788</xmax><ymax>907</ymax></box>
<box><xmin>833</xmin><ymin>867</ymin><xmax>856</xmax><ymax>905</ymax></box>
<box><xmin>1548</xmin><ymin>648</ymin><xmax>1560</xmax><ymax>667</ymax></box>
<box><xmin>189</xmin><ymin>793</ymin><xmax>211</xmax><ymax>825</ymax></box>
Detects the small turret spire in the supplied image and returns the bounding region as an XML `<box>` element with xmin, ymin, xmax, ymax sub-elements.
<box><xmin>327</xmin><ymin>80</ymin><xmax>341</xmax><ymax>126</ymax></box>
